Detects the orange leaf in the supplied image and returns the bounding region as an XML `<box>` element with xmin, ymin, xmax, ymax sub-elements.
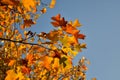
<box><xmin>40</xmin><ymin>7</ymin><xmax>47</xmax><ymax>14</ymax></box>
<box><xmin>0</xmin><ymin>32</ymin><xmax>3</xmax><ymax>37</ymax></box>
<box><xmin>26</xmin><ymin>53</ymin><xmax>34</xmax><ymax>65</ymax></box>
<box><xmin>21</xmin><ymin>66</ymin><xmax>31</xmax><ymax>75</ymax></box>
<box><xmin>1</xmin><ymin>0</ymin><xmax>19</xmax><ymax>5</ymax></box>
<box><xmin>8</xmin><ymin>60</ymin><xmax>16</xmax><ymax>66</ymax></box>
<box><xmin>24</xmin><ymin>19</ymin><xmax>35</xmax><ymax>27</ymax></box>
<box><xmin>82</xmin><ymin>65</ymin><xmax>88</xmax><ymax>70</ymax></box>
<box><xmin>73</xmin><ymin>31</ymin><xmax>86</xmax><ymax>43</ymax></box>
<box><xmin>51</xmin><ymin>14</ymin><xmax>67</xmax><ymax>27</ymax></box>
<box><xmin>64</xmin><ymin>24</ymin><xmax>79</xmax><ymax>35</ymax></box>
<box><xmin>42</xmin><ymin>56</ymin><xmax>53</xmax><ymax>70</ymax></box>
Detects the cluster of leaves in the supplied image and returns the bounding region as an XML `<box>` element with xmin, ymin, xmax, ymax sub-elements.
<box><xmin>0</xmin><ymin>0</ymin><xmax>93</xmax><ymax>80</ymax></box>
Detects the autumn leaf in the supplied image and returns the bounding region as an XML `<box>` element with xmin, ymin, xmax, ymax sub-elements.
<box><xmin>49</xmin><ymin>0</ymin><xmax>56</xmax><ymax>8</ymax></box>
<box><xmin>5</xmin><ymin>70</ymin><xmax>17</xmax><ymax>80</ymax></box>
<box><xmin>42</xmin><ymin>56</ymin><xmax>53</xmax><ymax>70</ymax></box>
<box><xmin>22</xmin><ymin>0</ymin><xmax>36</xmax><ymax>11</ymax></box>
<box><xmin>40</xmin><ymin>7</ymin><xmax>47</xmax><ymax>14</ymax></box>
<box><xmin>52</xmin><ymin>58</ymin><xmax>60</xmax><ymax>69</ymax></box>
<box><xmin>69</xmin><ymin>19</ymin><xmax>82</xmax><ymax>28</ymax></box>
<box><xmin>63</xmin><ymin>24</ymin><xmax>79</xmax><ymax>35</ymax></box>
<box><xmin>8</xmin><ymin>59</ymin><xmax>16</xmax><ymax>66</ymax></box>
<box><xmin>80</xmin><ymin>43</ymin><xmax>87</xmax><ymax>48</ymax></box>
<box><xmin>82</xmin><ymin>65</ymin><xmax>88</xmax><ymax>71</ymax></box>
<box><xmin>51</xmin><ymin>14</ymin><xmax>67</xmax><ymax>27</ymax></box>
<box><xmin>26</xmin><ymin>53</ymin><xmax>34</xmax><ymax>65</ymax></box>
<box><xmin>1</xmin><ymin>0</ymin><xmax>19</xmax><ymax>6</ymax></box>
<box><xmin>24</xmin><ymin>19</ymin><xmax>35</xmax><ymax>27</ymax></box>
<box><xmin>21</xmin><ymin>66</ymin><xmax>31</xmax><ymax>75</ymax></box>
<box><xmin>0</xmin><ymin>32</ymin><xmax>3</xmax><ymax>37</ymax></box>
<box><xmin>73</xmin><ymin>31</ymin><xmax>86</xmax><ymax>43</ymax></box>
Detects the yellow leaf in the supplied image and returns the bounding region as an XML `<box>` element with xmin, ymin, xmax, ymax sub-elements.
<box><xmin>16</xmin><ymin>72</ymin><xmax>25</xmax><ymax>80</ymax></box>
<box><xmin>72</xmin><ymin>19</ymin><xmax>82</xmax><ymax>27</ymax></box>
<box><xmin>52</xmin><ymin>58</ymin><xmax>60</xmax><ymax>69</ymax></box>
<box><xmin>22</xmin><ymin>0</ymin><xmax>36</xmax><ymax>11</ymax></box>
<box><xmin>49</xmin><ymin>0</ymin><xmax>56</xmax><ymax>8</ymax></box>
<box><xmin>5</xmin><ymin>70</ymin><xmax>17</xmax><ymax>80</ymax></box>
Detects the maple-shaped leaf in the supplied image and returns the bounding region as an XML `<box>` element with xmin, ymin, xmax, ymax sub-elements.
<box><xmin>69</xmin><ymin>19</ymin><xmax>82</xmax><ymax>28</ymax></box>
<box><xmin>63</xmin><ymin>24</ymin><xmax>79</xmax><ymax>35</ymax></box>
<box><xmin>59</xmin><ymin>57</ymin><xmax>67</xmax><ymax>67</ymax></box>
<box><xmin>5</xmin><ymin>70</ymin><xmax>17</xmax><ymax>80</ymax></box>
<box><xmin>49</xmin><ymin>0</ymin><xmax>56</xmax><ymax>8</ymax></box>
<box><xmin>24</xmin><ymin>19</ymin><xmax>35</xmax><ymax>27</ymax></box>
<box><xmin>22</xmin><ymin>0</ymin><xmax>36</xmax><ymax>11</ymax></box>
<box><xmin>51</xmin><ymin>14</ymin><xmax>67</xmax><ymax>27</ymax></box>
<box><xmin>73</xmin><ymin>31</ymin><xmax>86</xmax><ymax>43</ymax></box>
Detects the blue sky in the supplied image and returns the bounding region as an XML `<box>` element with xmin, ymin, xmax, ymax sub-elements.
<box><xmin>31</xmin><ymin>0</ymin><xmax>120</xmax><ymax>79</ymax></box>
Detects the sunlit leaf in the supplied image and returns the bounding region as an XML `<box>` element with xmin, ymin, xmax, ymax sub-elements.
<box><xmin>42</xmin><ymin>56</ymin><xmax>53</xmax><ymax>70</ymax></box>
<box><xmin>8</xmin><ymin>59</ymin><xmax>16</xmax><ymax>66</ymax></box>
<box><xmin>40</xmin><ymin>7</ymin><xmax>47</xmax><ymax>14</ymax></box>
<box><xmin>51</xmin><ymin>14</ymin><xmax>67</xmax><ymax>27</ymax></box>
<box><xmin>49</xmin><ymin>0</ymin><xmax>56</xmax><ymax>8</ymax></box>
<box><xmin>5</xmin><ymin>70</ymin><xmax>17</xmax><ymax>80</ymax></box>
<box><xmin>22</xmin><ymin>0</ymin><xmax>36</xmax><ymax>11</ymax></box>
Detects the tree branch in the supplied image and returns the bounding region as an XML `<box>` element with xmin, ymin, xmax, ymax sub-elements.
<box><xmin>0</xmin><ymin>38</ymin><xmax>51</xmax><ymax>50</ymax></box>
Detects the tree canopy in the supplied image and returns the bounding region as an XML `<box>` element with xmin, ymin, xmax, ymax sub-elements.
<box><xmin>0</xmin><ymin>0</ymin><xmax>93</xmax><ymax>80</ymax></box>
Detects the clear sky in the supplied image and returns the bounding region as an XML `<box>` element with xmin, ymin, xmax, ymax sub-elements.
<box><xmin>31</xmin><ymin>0</ymin><xmax>120</xmax><ymax>80</ymax></box>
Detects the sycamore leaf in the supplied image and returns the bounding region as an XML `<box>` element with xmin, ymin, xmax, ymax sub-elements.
<box><xmin>49</xmin><ymin>0</ymin><xmax>56</xmax><ymax>8</ymax></box>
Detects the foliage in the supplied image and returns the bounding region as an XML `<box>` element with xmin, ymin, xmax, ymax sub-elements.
<box><xmin>0</xmin><ymin>0</ymin><xmax>92</xmax><ymax>80</ymax></box>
